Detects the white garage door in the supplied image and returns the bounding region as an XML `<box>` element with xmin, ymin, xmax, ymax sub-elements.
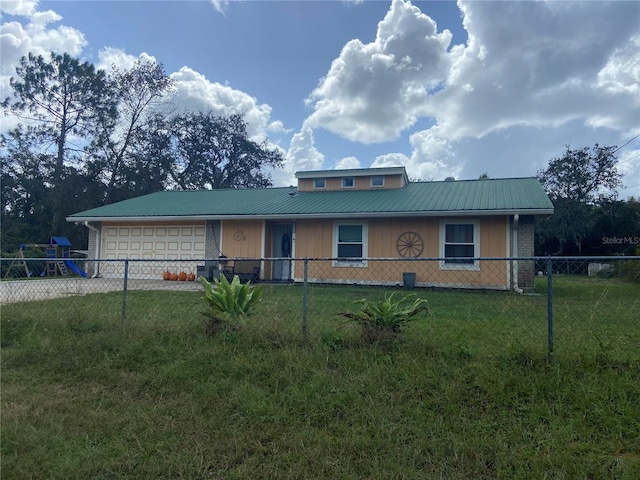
<box><xmin>101</xmin><ymin>224</ymin><xmax>206</xmax><ymax>278</ymax></box>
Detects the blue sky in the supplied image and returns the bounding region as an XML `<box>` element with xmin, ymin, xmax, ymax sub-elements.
<box><xmin>1</xmin><ymin>0</ymin><xmax>639</xmax><ymax>197</ymax></box>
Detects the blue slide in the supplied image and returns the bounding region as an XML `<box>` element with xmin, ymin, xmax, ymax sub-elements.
<box><xmin>65</xmin><ymin>260</ymin><xmax>88</xmax><ymax>277</ymax></box>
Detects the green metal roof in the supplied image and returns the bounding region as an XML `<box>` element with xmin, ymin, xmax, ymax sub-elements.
<box><xmin>67</xmin><ymin>177</ymin><xmax>553</xmax><ymax>221</ymax></box>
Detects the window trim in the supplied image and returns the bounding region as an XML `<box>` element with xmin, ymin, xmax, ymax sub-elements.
<box><xmin>371</xmin><ymin>175</ymin><xmax>385</xmax><ymax>187</ymax></box>
<box><xmin>439</xmin><ymin>219</ymin><xmax>480</xmax><ymax>270</ymax></box>
<box><xmin>342</xmin><ymin>177</ymin><xmax>355</xmax><ymax>189</ymax></box>
<box><xmin>314</xmin><ymin>178</ymin><xmax>326</xmax><ymax>189</ymax></box>
<box><xmin>333</xmin><ymin>221</ymin><xmax>368</xmax><ymax>267</ymax></box>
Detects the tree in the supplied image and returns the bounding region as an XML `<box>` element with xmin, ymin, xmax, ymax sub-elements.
<box><xmin>0</xmin><ymin>128</ymin><xmax>55</xmax><ymax>248</ymax></box>
<box><xmin>90</xmin><ymin>113</ymin><xmax>175</xmax><ymax>203</ymax></box>
<box><xmin>536</xmin><ymin>144</ymin><xmax>624</xmax><ymax>254</ymax></box>
<box><xmin>536</xmin><ymin>198</ymin><xmax>593</xmax><ymax>255</ymax></box>
<box><xmin>1</xmin><ymin>126</ymin><xmax>105</xmax><ymax>250</ymax></box>
<box><xmin>588</xmin><ymin>199</ymin><xmax>640</xmax><ymax>255</ymax></box>
<box><xmin>90</xmin><ymin>59</ymin><xmax>175</xmax><ymax>202</ymax></box>
<box><xmin>537</xmin><ymin>144</ymin><xmax>622</xmax><ymax>203</ymax></box>
<box><xmin>166</xmin><ymin>112</ymin><xmax>284</xmax><ymax>190</ymax></box>
<box><xmin>2</xmin><ymin>52</ymin><xmax>117</xmax><ymax>233</ymax></box>
<box><xmin>1</xmin><ymin>51</ymin><xmax>285</xmax><ymax>247</ymax></box>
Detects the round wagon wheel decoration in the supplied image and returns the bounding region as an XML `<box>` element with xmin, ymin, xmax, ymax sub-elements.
<box><xmin>396</xmin><ymin>231</ymin><xmax>424</xmax><ymax>258</ymax></box>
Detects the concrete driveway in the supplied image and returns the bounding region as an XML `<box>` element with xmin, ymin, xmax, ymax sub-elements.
<box><xmin>1</xmin><ymin>277</ymin><xmax>202</xmax><ymax>304</ymax></box>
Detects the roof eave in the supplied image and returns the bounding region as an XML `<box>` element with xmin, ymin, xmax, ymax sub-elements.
<box><xmin>67</xmin><ymin>208</ymin><xmax>553</xmax><ymax>223</ymax></box>
<box><xmin>295</xmin><ymin>166</ymin><xmax>407</xmax><ymax>179</ymax></box>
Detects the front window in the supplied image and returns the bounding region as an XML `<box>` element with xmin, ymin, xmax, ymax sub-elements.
<box><xmin>371</xmin><ymin>176</ymin><xmax>384</xmax><ymax>187</ymax></box>
<box><xmin>440</xmin><ymin>220</ymin><xmax>479</xmax><ymax>270</ymax></box>
<box><xmin>314</xmin><ymin>178</ymin><xmax>326</xmax><ymax>189</ymax></box>
<box><xmin>334</xmin><ymin>222</ymin><xmax>368</xmax><ymax>267</ymax></box>
<box><xmin>342</xmin><ymin>177</ymin><xmax>354</xmax><ymax>188</ymax></box>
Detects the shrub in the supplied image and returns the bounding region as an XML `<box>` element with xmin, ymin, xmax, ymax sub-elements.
<box><xmin>322</xmin><ymin>330</ymin><xmax>346</xmax><ymax>351</ymax></box>
<box><xmin>617</xmin><ymin>246</ymin><xmax>640</xmax><ymax>283</ymax></box>
<box><xmin>199</xmin><ymin>274</ymin><xmax>263</xmax><ymax>334</ymax></box>
<box><xmin>340</xmin><ymin>292</ymin><xmax>428</xmax><ymax>342</ymax></box>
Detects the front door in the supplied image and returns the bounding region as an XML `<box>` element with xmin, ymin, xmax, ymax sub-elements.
<box><xmin>272</xmin><ymin>223</ymin><xmax>293</xmax><ymax>281</ymax></box>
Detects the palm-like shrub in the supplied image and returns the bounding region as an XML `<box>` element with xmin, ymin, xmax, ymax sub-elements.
<box><xmin>341</xmin><ymin>292</ymin><xmax>428</xmax><ymax>342</ymax></box>
<box><xmin>199</xmin><ymin>275</ymin><xmax>263</xmax><ymax>333</ymax></box>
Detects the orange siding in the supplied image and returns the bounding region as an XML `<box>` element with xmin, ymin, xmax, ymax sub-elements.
<box><xmin>326</xmin><ymin>178</ymin><xmax>344</xmax><ymax>190</ymax></box>
<box><xmin>293</xmin><ymin>216</ymin><xmax>509</xmax><ymax>289</ymax></box>
<box><xmin>297</xmin><ymin>175</ymin><xmax>404</xmax><ymax>191</ymax></box>
<box><xmin>367</xmin><ymin>217</ymin><xmax>439</xmax><ymax>257</ymax></box>
<box><xmin>355</xmin><ymin>175</ymin><xmax>403</xmax><ymax>190</ymax></box>
<box><xmin>479</xmin><ymin>216</ymin><xmax>508</xmax><ymax>257</ymax></box>
<box><xmin>386</xmin><ymin>175</ymin><xmax>403</xmax><ymax>189</ymax></box>
<box><xmin>221</xmin><ymin>220</ymin><xmax>263</xmax><ymax>258</ymax></box>
<box><xmin>298</xmin><ymin>178</ymin><xmax>314</xmax><ymax>191</ymax></box>
<box><xmin>294</xmin><ymin>219</ymin><xmax>334</xmax><ymax>258</ymax></box>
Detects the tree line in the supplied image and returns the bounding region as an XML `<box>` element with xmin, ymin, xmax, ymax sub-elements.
<box><xmin>535</xmin><ymin>144</ymin><xmax>639</xmax><ymax>256</ymax></box>
<box><xmin>1</xmin><ymin>52</ymin><xmax>284</xmax><ymax>250</ymax></box>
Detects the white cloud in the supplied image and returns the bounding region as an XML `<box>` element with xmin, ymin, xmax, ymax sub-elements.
<box><xmin>371</xmin><ymin>131</ymin><xmax>459</xmax><ymax>181</ymax></box>
<box><xmin>335</xmin><ymin>156</ymin><xmax>361</xmax><ymax>170</ymax></box>
<box><xmin>371</xmin><ymin>152</ymin><xmax>409</xmax><ymax>169</ymax></box>
<box><xmin>169</xmin><ymin>66</ymin><xmax>292</xmax><ymax>188</ymax></box>
<box><xmin>305</xmin><ymin>0</ymin><xmax>452</xmax><ymax>144</ymax></box>
<box><xmin>301</xmin><ymin>0</ymin><xmax>639</xmax><ymax>185</ymax></box>
<box><xmin>210</xmin><ymin>0</ymin><xmax>233</xmax><ymax>15</ymax></box>
<box><xmin>267</xmin><ymin>120</ymin><xmax>292</xmax><ymax>135</ymax></box>
<box><xmin>615</xmin><ymin>145</ymin><xmax>640</xmax><ymax>199</ymax></box>
<box><xmin>170</xmin><ymin>66</ymin><xmax>275</xmax><ymax>142</ymax></box>
<box><xmin>96</xmin><ymin>47</ymin><xmax>158</xmax><ymax>72</ymax></box>
<box><xmin>287</xmin><ymin>125</ymin><xmax>324</xmax><ymax>172</ymax></box>
<box><xmin>0</xmin><ymin>0</ymin><xmax>38</xmax><ymax>17</ymax></box>
<box><xmin>0</xmin><ymin>5</ymin><xmax>85</xmax><ymax>78</ymax></box>
<box><xmin>94</xmin><ymin>50</ymin><xmax>289</xmax><ymax>162</ymax></box>
<box><xmin>597</xmin><ymin>35</ymin><xmax>640</xmax><ymax>96</ymax></box>
<box><xmin>407</xmin><ymin>128</ymin><xmax>461</xmax><ymax>180</ymax></box>
<box><xmin>430</xmin><ymin>0</ymin><xmax>640</xmax><ymax>141</ymax></box>
<box><xmin>0</xmin><ymin>0</ymin><xmax>86</xmax><ymax>132</ymax></box>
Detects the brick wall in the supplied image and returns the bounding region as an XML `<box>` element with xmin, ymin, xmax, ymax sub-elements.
<box><xmin>517</xmin><ymin>215</ymin><xmax>535</xmax><ymax>292</ymax></box>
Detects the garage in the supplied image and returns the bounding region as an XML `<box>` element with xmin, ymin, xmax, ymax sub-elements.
<box><xmin>100</xmin><ymin>223</ymin><xmax>207</xmax><ymax>279</ymax></box>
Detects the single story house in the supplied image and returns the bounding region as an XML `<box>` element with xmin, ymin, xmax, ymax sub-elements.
<box><xmin>67</xmin><ymin>167</ymin><xmax>553</xmax><ymax>291</ymax></box>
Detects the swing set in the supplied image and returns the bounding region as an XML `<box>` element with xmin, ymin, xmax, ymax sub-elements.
<box><xmin>5</xmin><ymin>237</ymin><xmax>86</xmax><ymax>278</ymax></box>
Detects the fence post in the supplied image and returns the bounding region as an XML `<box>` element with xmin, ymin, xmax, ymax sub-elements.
<box><xmin>122</xmin><ymin>259</ymin><xmax>129</xmax><ymax>322</ymax></box>
<box><xmin>302</xmin><ymin>258</ymin><xmax>308</xmax><ymax>339</ymax></box>
<box><xmin>547</xmin><ymin>256</ymin><xmax>553</xmax><ymax>354</ymax></box>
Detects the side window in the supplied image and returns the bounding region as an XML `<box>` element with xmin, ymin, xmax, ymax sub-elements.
<box><xmin>440</xmin><ymin>220</ymin><xmax>479</xmax><ymax>269</ymax></box>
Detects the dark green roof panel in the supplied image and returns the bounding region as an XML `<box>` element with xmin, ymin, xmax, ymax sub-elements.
<box><xmin>68</xmin><ymin>177</ymin><xmax>553</xmax><ymax>220</ymax></box>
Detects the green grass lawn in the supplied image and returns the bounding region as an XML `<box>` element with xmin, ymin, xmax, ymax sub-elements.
<box><xmin>2</xmin><ymin>276</ymin><xmax>639</xmax><ymax>479</ymax></box>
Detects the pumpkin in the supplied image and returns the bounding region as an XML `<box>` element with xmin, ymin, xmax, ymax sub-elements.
<box><xmin>187</xmin><ymin>272</ymin><xmax>196</xmax><ymax>282</ymax></box>
<box><xmin>169</xmin><ymin>273</ymin><xmax>178</xmax><ymax>281</ymax></box>
<box><xmin>162</xmin><ymin>271</ymin><xmax>171</xmax><ymax>281</ymax></box>
<box><xmin>178</xmin><ymin>271</ymin><xmax>187</xmax><ymax>281</ymax></box>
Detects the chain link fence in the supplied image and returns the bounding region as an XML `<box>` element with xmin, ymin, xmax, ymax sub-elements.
<box><xmin>2</xmin><ymin>255</ymin><xmax>639</xmax><ymax>353</ymax></box>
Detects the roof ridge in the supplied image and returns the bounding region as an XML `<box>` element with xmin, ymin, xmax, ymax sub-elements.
<box><xmin>157</xmin><ymin>186</ymin><xmax>292</xmax><ymax>193</ymax></box>
<box><xmin>410</xmin><ymin>176</ymin><xmax>539</xmax><ymax>184</ymax></box>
